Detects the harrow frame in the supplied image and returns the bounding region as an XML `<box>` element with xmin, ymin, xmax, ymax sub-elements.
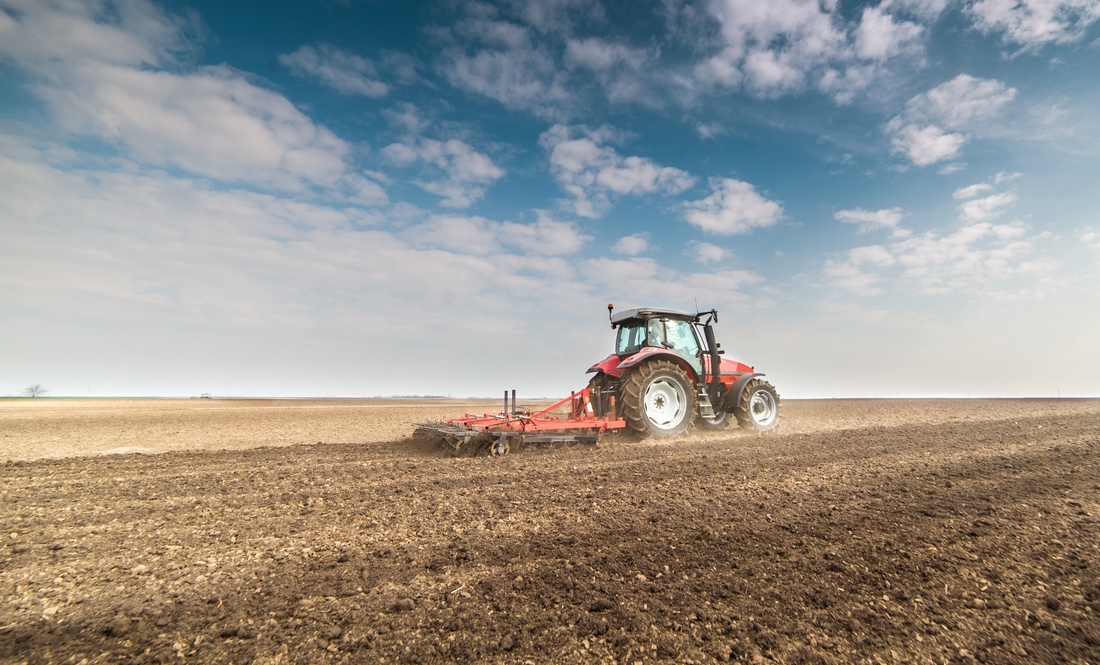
<box><xmin>414</xmin><ymin>388</ymin><xmax>626</xmax><ymax>455</ymax></box>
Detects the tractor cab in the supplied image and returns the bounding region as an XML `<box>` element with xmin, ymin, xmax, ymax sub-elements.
<box><xmin>612</xmin><ymin>308</ymin><xmax>705</xmax><ymax>377</ymax></box>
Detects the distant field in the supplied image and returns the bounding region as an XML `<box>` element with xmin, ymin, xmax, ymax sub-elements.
<box><xmin>2</xmin><ymin>396</ymin><xmax>1095</xmax><ymax>462</ymax></box>
<box><xmin>0</xmin><ymin>398</ymin><xmax>510</xmax><ymax>462</ymax></box>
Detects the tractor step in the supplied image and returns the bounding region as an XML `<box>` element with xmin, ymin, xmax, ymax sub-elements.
<box><xmin>697</xmin><ymin>389</ymin><xmax>717</xmax><ymax>419</ymax></box>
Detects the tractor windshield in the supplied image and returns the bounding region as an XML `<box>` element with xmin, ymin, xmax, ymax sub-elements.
<box><xmin>615</xmin><ymin>323</ymin><xmax>647</xmax><ymax>355</ymax></box>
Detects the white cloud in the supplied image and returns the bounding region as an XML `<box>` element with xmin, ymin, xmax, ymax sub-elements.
<box><xmin>0</xmin><ymin>0</ymin><xmax>386</xmax><ymax>201</ymax></box>
<box><xmin>564</xmin><ymin>37</ymin><xmax>649</xmax><ymax>72</ymax></box>
<box><xmin>0</xmin><ymin>0</ymin><xmax>188</xmax><ymax>69</ymax></box>
<box><xmin>694</xmin><ymin>122</ymin><xmax>727</xmax><ymax>139</ymax></box>
<box><xmin>834</xmin><ymin>207</ymin><xmax>907</xmax><ymax>233</ymax></box>
<box><xmin>695</xmin><ymin>0</ymin><xmax>849</xmax><ymax>94</ymax></box>
<box><xmin>405</xmin><ymin>212</ymin><xmax>586</xmax><ymax>256</ymax></box>
<box><xmin>904</xmin><ymin>75</ymin><xmax>1018</xmax><ymax>128</ymax></box>
<box><xmin>435</xmin><ymin>11</ymin><xmax>572</xmax><ymax>120</ymax></box>
<box><xmin>885</xmin><ymin>75</ymin><xmax>1016</xmax><ymax>166</ymax></box>
<box><xmin>891</xmin><ymin>0</ymin><xmax>951</xmax><ymax>19</ymax></box>
<box><xmin>958</xmin><ymin>192</ymin><xmax>1017</xmax><ymax>221</ymax></box>
<box><xmin>612</xmin><ymin>233</ymin><xmax>649</xmax><ymax>255</ymax></box>
<box><xmin>823</xmin><ymin>244</ymin><xmax>897</xmax><ymax>295</ymax></box>
<box><xmin>854</xmin><ymin>6</ymin><xmax>924</xmax><ymax>60</ymax></box>
<box><xmin>693</xmin><ymin>241</ymin><xmax>729</xmax><ymax>265</ymax></box>
<box><xmin>938</xmin><ymin>162</ymin><xmax>967</xmax><ymax>174</ymax></box>
<box><xmin>849</xmin><ymin>244</ymin><xmax>898</xmax><ymax>266</ymax></box>
<box><xmin>499</xmin><ymin>213</ymin><xmax>589</xmax><ymax>255</ymax></box>
<box><xmin>970</xmin><ymin>0</ymin><xmax>1100</xmax><ymax>48</ymax></box>
<box><xmin>279</xmin><ymin>44</ymin><xmax>389</xmax><ymax>97</ymax></box>
<box><xmin>539</xmin><ymin>124</ymin><xmax>695</xmax><ymax>218</ymax></box>
<box><xmin>827</xmin><ymin>219</ymin><xmax>1048</xmax><ymax>296</ymax></box>
<box><xmin>885</xmin><ymin>119</ymin><xmax>966</xmax><ymax>166</ymax></box>
<box><xmin>562</xmin><ymin>36</ymin><xmax>659</xmax><ymax>106</ymax></box>
<box><xmin>683</xmin><ymin>178</ymin><xmax>783</xmax><ymax>235</ymax></box>
<box><xmin>693</xmin><ymin>0</ymin><xmax>935</xmax><ymax>100</ymax></box>
<box><xmin>381</xmin><ymin>136</ymin><xmax>504</xmax><ymax>208</ymax></box>
<box><xmin>581</xmin><ymin>257</ymin><xmax>763</xmax><ymax>309</ymax></box>
<box><xmin>994</xmin><ymin>170</ymin><xmax>1023</xmax><ymax>184</ymax></box>
<box><xmin>953</xmin><ymin>183</ymin><xmax>994</xmax><ymax>199</ymax></box>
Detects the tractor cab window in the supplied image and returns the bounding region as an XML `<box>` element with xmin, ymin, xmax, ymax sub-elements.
<box><xmin>664</xmin><ymin>319</ymin><xmax>703</xmax><ymax>376</ymax></box>
<box><xmin>615</xmin><ymin>323</ymin><xmax>647</xmax><ymax>355</ymax></box>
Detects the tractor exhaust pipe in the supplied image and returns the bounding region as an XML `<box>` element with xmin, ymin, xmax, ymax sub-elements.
<box><xmin>703</xmin><ymin>321</ymin><xmax>722</xmax><ymax>403</ymax></box>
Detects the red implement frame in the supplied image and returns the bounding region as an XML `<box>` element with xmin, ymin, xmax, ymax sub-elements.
<box><xmin>414</xmin><ymin>388</ymin><xmax>626</xmax><ymax>454</ymax></box>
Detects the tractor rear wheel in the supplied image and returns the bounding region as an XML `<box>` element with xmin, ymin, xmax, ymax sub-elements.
<box><xmin>621</xmin><ymin>359</ymin><xmax>696</xmax><ymax>438</ymax></box>
<box><xmin>697</xmin><ymin>410</ymin><xmax>732</xmax><ymax>429</ymax></box>
<box><xmin>735</xmin><ymin>379</ymin><xmax>780</xmax><ymax>432</ymax></box>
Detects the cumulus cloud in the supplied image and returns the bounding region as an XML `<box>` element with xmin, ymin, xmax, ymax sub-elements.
<box><xmin>892</xmin><ymin>0</ymin><xmax>951</xmax><ymax>19</ymax></box>
<box><xmin>381</xmin><ymin>107</ymin><xmax>504</xmax><ymax>208</ymax></box>
<box><xmin>694</xmin><ymin>0</ymin><xmax>848</xmax><ymax>94</ymax></box>
<box><xmin>958</xmin><ymin>192</ymin><xmax>1017</xmax><ymax>222</ymax></box>
<box><xmin>683</xmin><ymin>178</ymin><xmax>783</xmax><ymax>235</ymax></box>
<box><xmin>970</xmin><ymin>0</ymin><xmax>1100</xmax><ymax>48</ymax></box>
<box><xmin>406</xmin><ymin>212</ymin><xmax>586</xmax><ymax>256</ymax></box>
<box><xmin>886</xmin><ymin>75</ymin><xmax>1017</xmax><ymax>166</ymax></box>
<box><xmin>826</xmin><ymin>219</ymin><xmax>1046</xmax><ymax>296</ymax></box>
<box><xmin>953</xmin><ymin>183</ymin><xmax>994</xmax><ymax>199</ymax></box>
<box><xmin>905</xmin><ymin>74</ymin><xmax>1018</xmax><ymax>128</ymax></box>
<box><xmin>434</xmin><ymin>8</ymin><xmax>572</xmax><ymax>120</ymax></box>
<box><xmin>854</xmin><ymin>6</ymin><xmax>924</xmax><ymax>60</ymax></box>
<box><xmin>563</xmin><ymin>36</ymin><xmax>660</xmax><ymax>106</ymax></box>
<box><xmin>693</xmin><ymin>241</ymin><xmax>729</xmax><ymax>265</ymax></box>
<box><xmin>581</xmin><ymin>257</ymin><xmax>763</xmax><ymax>309</ymax></box>
<box><xmin>564</xmin><ymin>37</ymin><xmax>650</xmax><ymax>72</ymax></box>
<box><xmin>824</xmin><ymin>244</ymin><xmax>896</xmax><ymax>294</ymax></box>
<box><xmin>612</xmin><ymin>233</ymin><xmax>649</xmax><ymax>255</ymax></box>
<box><xmin>0</xmin><ymin>0</ymin><xmax>386</xmax><ymax>201</ymax></box>
<box><xmin>539</xmin><ymin>124</ymin><xmax>695</xmax><ymax>218</ymax></box>
<box><xmin>692</xmin><ymin>0</ymin><xmax>930</xmax><ymax>101</ymax></box>
<box><xmin>834</xmin><ymin>207</ymin><xmax>908</xmax><ymax>235</ymax></box>
<box><xmin>279</xmin><ymin>44</ymin><xmax>389</xmax><ymax>97</ymax></box>
<box><xmin>952</xmin><ymin>173</ymin><xmax>1021</xmax><ymax>221</ymax></box>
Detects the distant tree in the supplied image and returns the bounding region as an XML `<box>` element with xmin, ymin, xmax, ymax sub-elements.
<box><xmin>22</xmin><ymin>384</ymin><xmax>47</xmax><ymax>398</ymax></box>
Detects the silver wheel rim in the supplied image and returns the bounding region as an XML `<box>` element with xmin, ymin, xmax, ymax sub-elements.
<box><xmin>749</xmin><ymin>389</ymin><xmax>777</xmax><ymax>427</ymax></box>
<box><xmin>643</xmin><ymin>378</ymin><xmax>687</xmax><ymax>430</ymax></box>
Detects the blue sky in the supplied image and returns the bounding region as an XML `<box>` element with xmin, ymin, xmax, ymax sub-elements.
<box><xmin>2</xmin><ymin>0</ymin><xmax>1099</xmax><ymax>398</ymax></box>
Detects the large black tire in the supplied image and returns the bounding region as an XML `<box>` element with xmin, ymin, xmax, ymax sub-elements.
<box><xmin>735</xmin><ymin>379</ymin><xmax>781</xmax><ymax>432</ymax></box>
<box><xmin>621</xmin><ymin>359</ymin><xmax>696</xmax><ymax>438</ymax></box>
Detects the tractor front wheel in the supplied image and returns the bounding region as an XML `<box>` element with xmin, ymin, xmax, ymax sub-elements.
<box><xmin>621</xmin><ymin>359</ymin><xmax>696</xmax><ymax>438</ymax></box>
<box><xmin>735</xmin><ymin>379</ymin><xmax>781</xmax><ymax>432</ymax></box>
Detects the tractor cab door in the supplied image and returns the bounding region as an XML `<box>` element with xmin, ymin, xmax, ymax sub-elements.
<box><xmin>649</xmin><ymin>318</ymin><xmax>703</xmax><ymax>378</ymax></box>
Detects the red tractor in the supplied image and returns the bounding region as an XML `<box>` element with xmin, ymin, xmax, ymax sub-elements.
<box><xmin>416</xmin><ymin>305</ymin><xmax>780</xmax><ymax>453</ymax></box>
<box><xmin>587</xmin><ymin>305</ymin><xmax>780</xmax><ymax>438</ymax></box>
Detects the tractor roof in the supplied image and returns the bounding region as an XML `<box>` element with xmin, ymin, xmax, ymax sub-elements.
<box><xmin>611</xmin><ymin>307</ymin><xmax>699</xmax><ymax>326</ymax></box>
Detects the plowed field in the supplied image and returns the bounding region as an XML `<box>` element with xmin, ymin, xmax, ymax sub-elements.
<box><xmin>2</xmin><ymin>398</ymin><xmax>1099</xmax><ymax>664</ymax></box>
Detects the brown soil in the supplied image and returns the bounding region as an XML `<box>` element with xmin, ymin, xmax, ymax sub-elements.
<box><xmin>2</xmin><ymin>398</ymin><xmax>1099</xmax><ymax>664</ymax></box>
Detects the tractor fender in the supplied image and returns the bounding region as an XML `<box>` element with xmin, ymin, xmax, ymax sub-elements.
<box><xmin>718</xmin><ymin>372</ymin><xmax>764</xmax><ymax>413</ymax></box>
<box><xmin>616</xmin><ymin>348</ymin><xmax>700</xmax><ymax>382</ymax></box>
<box><xmin>586</xmin><ymin>353</ymin><xmax>622</xmax><ymax>376</ymax></box>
